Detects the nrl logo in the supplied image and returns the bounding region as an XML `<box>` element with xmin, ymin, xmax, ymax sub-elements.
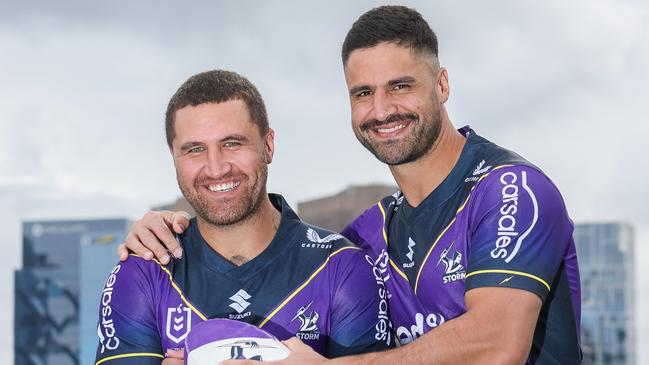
<box><xmin>166</xmin><ymin>304</ymin><xmax>192</xmax><ymax>343</ymax></box>
<box><xmin>306</xmin><ymin>228</ymin><xmax>342</xmax><ymax>244</ymax></box>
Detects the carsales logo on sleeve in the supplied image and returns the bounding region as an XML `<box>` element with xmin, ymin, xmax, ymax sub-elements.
<box><xmin>365</xmin><ymin>250</ymin><xmax>393</xmax><ymax>346</ymax></box>
<box><xmin>490</xmin><ymin>170</ymin><xmax>538</xmax><ymax>263</ymax></box>
<box><xmin>98</xmin><ymin>264</ymin><xmax>121</xmax><ymax>353</ymax></box>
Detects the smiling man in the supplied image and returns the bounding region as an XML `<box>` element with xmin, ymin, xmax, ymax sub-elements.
<box><xmin>94</xmin><ymin>70</ymin><xmax>391</xmax><ymax>365</ymax></box>
<box><xmin>118</xmin><ymin>6</ymin><xmax>581</xmax><ymax>365</ymax></box>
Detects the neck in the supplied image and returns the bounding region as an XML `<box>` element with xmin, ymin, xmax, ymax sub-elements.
<box><xmin>389</xmin><ymin>113</ymin><xmax>465</xmax><ymax>208</ymax></box>
<box><xmin>196</xmin><ymin>194</ymin><xmax>281</xmax><ymax>266</ymax></box>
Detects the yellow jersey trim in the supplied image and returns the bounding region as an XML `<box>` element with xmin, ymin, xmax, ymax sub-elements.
<box><xmin>377</xmin><ymin>201</ymin><xmax>389</xmax><ymax>245</ymax></box>
<box><xmin>131</xmin><ymin>254</ymin><xmax>208</xmax><ymax>321</ymax></box>
<box><xmin>465</xmin><ymin>269</ymin><xmax>551</xmax><ymax>292</ymax></box>
<box><xmin>258</xmin><ymin>246</ymin><xmax>359</xmax><ymax>328</ymax></box>
<box><xmin>95</xmin><ymin>352</ymin><xmax>164</xmax><ymax>365</ymax></box>
<box><xmin>377</xmin><ymin>201</ymin><xmax>409</xmax><ymax>282</ymax></box>
<box><xmin>414</xmin><ymin>165</ymin><xmax>513</xmax><ymax>294</ymax></box>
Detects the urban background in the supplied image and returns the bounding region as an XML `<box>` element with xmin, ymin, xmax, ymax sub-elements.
<box><xmin>2</xmin><ymin>0</ymin><xmax>648</xmax><ymax>364</ymax></box>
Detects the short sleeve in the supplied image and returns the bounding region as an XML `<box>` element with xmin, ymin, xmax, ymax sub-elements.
<box><xmin>464</xmin><ymin>165</ymin><xmax>574</xmax><ymax>301</ymax></box>
<box><xmin>94</xmin><ymin>258</ymin><xmax>164</xmax><ymax>364</ymax></box>
<box><xmin>328</xmin><ymin>247</ymin><xmax>394</xmax><ymax>357</ymax></box>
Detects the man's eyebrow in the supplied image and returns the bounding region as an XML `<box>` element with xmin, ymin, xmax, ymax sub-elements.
<box><xmin>220</xmin><ymin>134</ymin><xmax>249</xmax><ymax>143</ymax></box>
<box><xmin>349</xmin><ymin>84</ymin><xmax>373</xmax><ymax>96</ymax></box>
<box><xmin>179</xmin><ymin>141</ymin><xmax>202</xmax><ymax>152</ymax></box>
<box><xmin>387</xmin><ymin>76</ymin><xmax>416</xmax><ymax>87</ymax></box>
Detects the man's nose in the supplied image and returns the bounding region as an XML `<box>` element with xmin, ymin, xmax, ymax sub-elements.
<box><xmin>372</xmin><ymin>91</ymin><xmax>397</xmax><ymax>122</ymax></box>
<box><xmin>205</xmin><ymin>149</ymin><xmax>232</xmax><ymax>178</ymax></box>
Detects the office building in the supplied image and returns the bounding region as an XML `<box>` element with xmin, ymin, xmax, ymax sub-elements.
<box><xmin>575</xmin><ymin>223</ymin><xmax>635</xmax><ymax>365</ymax></box>
<box><xmin>14</xmin><ymin>218</ymin><xmax>130</xmax><ymax>365</ymax></box>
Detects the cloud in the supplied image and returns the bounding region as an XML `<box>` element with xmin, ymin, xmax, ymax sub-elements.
<box><xmin>1</xmin><ymin>0</ymin><xmax>648</xmax><ymax>361</ymax></box>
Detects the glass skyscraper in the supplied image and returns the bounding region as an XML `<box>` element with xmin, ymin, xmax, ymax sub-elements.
<box><xmin>14</xmin><ymin>218</ymin><xmax>129</xmax><ymax>365</ymax></box>
<box><xmin>575</xmin><ymin>223</ymin><xmax>635</xmax><ymax>365</ymax></box>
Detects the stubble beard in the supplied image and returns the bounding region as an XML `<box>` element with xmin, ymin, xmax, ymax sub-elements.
<box><xmin>178</xmin><ymin>163</ymin><xmax>268</xmax><ymax>227</ymax></box>
<box><xmin>355</xmin><ymin>103</ymin><xmax>442</xmax><ymax>166</ymax></box>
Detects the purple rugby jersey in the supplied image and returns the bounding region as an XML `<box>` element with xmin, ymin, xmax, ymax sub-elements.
<box><xmin>342</xmin><ymin>127</ymin><xmax>582</xmax><ymax>364</ymax></box>
<box><xmin>95</xmin><ymin>194</ymin><xmax>393</xmax><ymax>365</ymax></box>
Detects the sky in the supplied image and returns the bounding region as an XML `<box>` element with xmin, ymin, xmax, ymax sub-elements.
<box><xmin>1</xmin><ymin>0</ymin><xmax>648</xmax><ymax>362</ymax></box>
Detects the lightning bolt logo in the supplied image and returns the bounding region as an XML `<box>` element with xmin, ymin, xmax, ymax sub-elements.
<box><xmin>499</xmin><ymin>276</ymin><xmax>514</xmax><ymax>285</ymax></box>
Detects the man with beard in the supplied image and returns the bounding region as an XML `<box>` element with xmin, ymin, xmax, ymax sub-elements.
<box><xmin>94</xmin><ymin>70</ymin><xmax>391</xmax><ymax>365</ymax></box>
<box><xmin>119</xmin><ymin>6</ymin><xmax>581</xmax><ymax>364</ymax></box>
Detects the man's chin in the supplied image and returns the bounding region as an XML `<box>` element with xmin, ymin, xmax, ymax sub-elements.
<box><xmin>198</xmin><ymin>208</ymin><xmax>248</xmax><ymax>227</ymax></box>
<box><xmin>366</xmin><ymin>146</ymin><xmax>412</xmax><ymax>165</ymax></box>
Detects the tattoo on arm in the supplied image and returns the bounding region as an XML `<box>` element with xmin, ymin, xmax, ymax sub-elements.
<box><xmin>230</xmin><ymin>255</ymin><xmax>249</xmax><ymax>266</ymax></box>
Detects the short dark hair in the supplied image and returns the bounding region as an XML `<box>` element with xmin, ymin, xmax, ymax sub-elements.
<box><xmin>342</xmin><ymin>5</ymin><xmax>438</xmax><ymax>66</ymax></box>
<box><xmin>165</xmin><ymin>70</ymin><xmax>269</xmax><ymax>148</ymax></box>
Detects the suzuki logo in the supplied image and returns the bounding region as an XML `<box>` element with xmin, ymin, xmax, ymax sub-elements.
<box><xmin>406</xmin><ymin>237</ymin><xmax>416</xmax><ymax>261</ymax></box>
<box><xmin>229</xmin><ymin>289</ymin><xmax>252</xmax><ymax>313</ymax></box>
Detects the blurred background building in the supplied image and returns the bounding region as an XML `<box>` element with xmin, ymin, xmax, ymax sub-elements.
<box><xmin>297</xmin><ymin>184</ymin><xmax>397</xmax><ymax>232</ymax></box>
<box><xmin>575</xmin><ymin>223</ymin><xmax>636</xmax><ymax>365</ymax></box>
<box><xmin>14</xmin><ymin>219</ymin><xmax>130</xmax><ymax>365</ymax></box>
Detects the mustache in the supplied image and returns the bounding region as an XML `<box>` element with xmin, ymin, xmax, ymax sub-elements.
<box><xmin>195</xmin><ymin>174</ymin><xmax>237</xmax><ymax>186</ymax></box>
<box><xmin>360</xmin><ymin>112</ymin><xmax>418</xmax><ymax>131</ymax></box>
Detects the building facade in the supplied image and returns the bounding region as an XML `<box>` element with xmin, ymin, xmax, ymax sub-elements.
<box><xmin>14</xmin><ymin>219</ymin><xmax>129</xmax><ymax>365</ymax></box>
<box><xmin>575</xmin><ymin>223</ymin><xmax>635</xmax><ymax>365</ymax></box>
<box><xmin>297</xmin><ymin>184</ymin><xmax>397</xmax><ymax>232</ymax></box>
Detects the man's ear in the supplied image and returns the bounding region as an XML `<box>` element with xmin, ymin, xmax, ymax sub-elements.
<box><xmin>264</xmin><ymin>128</ymin><xmax>275</xmax><ymax>164</ymax></box>
<box><xmin>436</xmin><ymin>67</ymin><xmax>450</xmax><ymax>104</ymax></box>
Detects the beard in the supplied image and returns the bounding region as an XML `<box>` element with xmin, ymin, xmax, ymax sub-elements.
<box><xmin>354</xmin><ymin>104</ymin><xmax>442</xmax><ymax>166</ymax></box>
<box><xmin>178</xmin><ymin>163</ymin><xmax>268</xmax><ymax>227</ymax></box>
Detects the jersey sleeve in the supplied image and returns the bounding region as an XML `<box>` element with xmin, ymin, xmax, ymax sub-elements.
<box><xmin>341</xmin><ymin>201</ymin><xmax>391</xmax><ymax>255</ymax></box>
<box><xmin>95</xmin><ymin>257</ymin><xmax>164</xmax><ymax>364</ymax></box>
<box><xmin>464</xmin><ymin>165</ymin><xmax>574</xmax><ymax>302</ymax></box>
<box><xmin>327</xmin><ymin>246</ymin><xmax>394</xmax><ymax>357</ymax></box>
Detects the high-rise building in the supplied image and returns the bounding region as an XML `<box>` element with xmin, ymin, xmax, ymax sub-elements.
<box><xmin>298</xmin><ymin>184</ymin><xmax>397</xmax><ymax>232</ymax></box>
<box><xmin>574</xmin><ymin>223</ymin><xmax>635</xmax><ymax>365</ymax></box>
<box><xmin>14</xmin><ymin>218</ymin><xmax>130</xmax><ymax>365</ymax></box>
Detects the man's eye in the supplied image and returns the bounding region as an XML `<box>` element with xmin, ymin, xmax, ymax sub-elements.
<box><xmin>355</xmin><ymin>90</ymin><xmax>372</xmax><ymax>97</ymax></box>
<box><xmin>393</xmin><ymin>84</ymin><xmax>409</xmax><ymax>90</ymax></box>
<box><xmin>224</xmin><ymin>141</ymin><xmax>241</xmax><ymax>148</ymax></box>
<box><xmin>188</xmin><ymin>146</ymin><xmax>205</xmax><ymax>153</ymax></box>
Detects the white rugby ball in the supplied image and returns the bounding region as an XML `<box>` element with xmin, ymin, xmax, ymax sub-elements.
<box><xmin>185</xmin><ymin>318</ymin><xmax>289</xmax><ymax>364</ymax></box>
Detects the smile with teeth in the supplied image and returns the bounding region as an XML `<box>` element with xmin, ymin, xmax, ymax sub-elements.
<box><xmin>207</xmin><ymin>181</ymin><xmax>240</xmax><ymax>192</ymax></box>
<box><xmin>376</xmin><ymin>123</ymin><xmax>406</xmax><ymax>134</ymax></box>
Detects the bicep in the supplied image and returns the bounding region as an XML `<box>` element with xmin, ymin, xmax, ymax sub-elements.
<box><xmin>95</xmin><ymin>261</ymin><xmax>164</xmax><ymax>364</ymax></box>
<box><xmin>464</xmin><ymin>287</ymin><xmax>541</xmax><ymax>362</ymax></box>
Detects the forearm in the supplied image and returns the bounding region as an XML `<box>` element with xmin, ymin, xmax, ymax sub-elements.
<box><xmin>330</xmin><ymin>314</ymin><xmax>501</xmax><ymax>365</ymax></box>
<box><xmin>330</xmin><ymin>289</ymin><xmax>538</xmax><ymax>365</ymax></box>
